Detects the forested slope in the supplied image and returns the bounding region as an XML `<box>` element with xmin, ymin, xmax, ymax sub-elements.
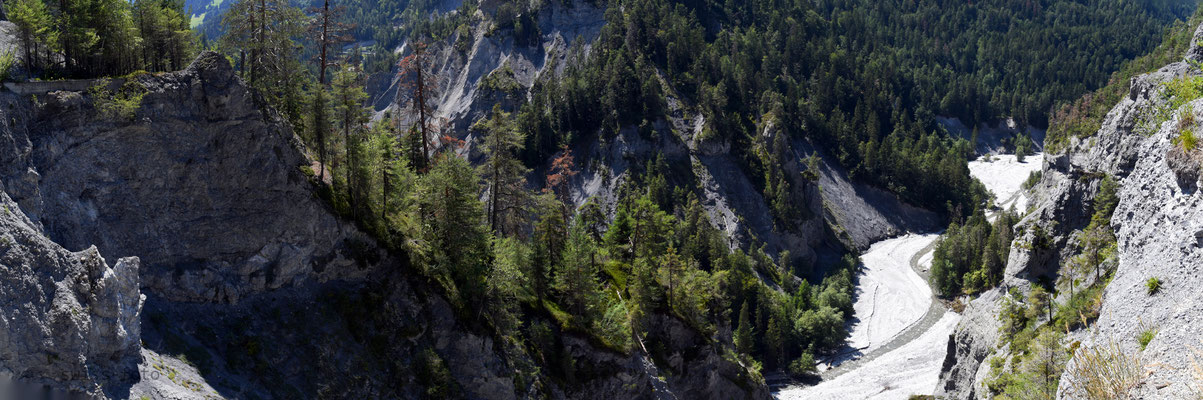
<box><xmin>0</xmin><ymin>0</ymin><xmax>1198</xmax><ymax>398</ymax></box>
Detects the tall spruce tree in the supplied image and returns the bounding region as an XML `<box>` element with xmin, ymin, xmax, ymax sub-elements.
<box><xmin>475</xmin><ymin>105</ymin><xmax>530</xmax><ymax>237</ymax></box>
<box><xmin>332</xmin><ymin>63</ymin><xmax>370</xmax><ymax>214</ymax></box>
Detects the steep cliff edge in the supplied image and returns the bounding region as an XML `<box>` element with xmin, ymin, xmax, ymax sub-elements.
<box><xmin>937</xmin><ymin>21</ymin><xmax>1203</xmax><ymax>399</ymax></box>
<box><xmin>0</xmin><ymin>191</ymin><xmax>142</xmax><ymax>397</ymax></box>
<box><xmin>0</xmin><ymin>52</ymin><xmax>770</xmax><ymax>399</ymax></box>
<box><xmin>2</xmin><ymin>53</ymin><xmax>377</xmax><ymax>304</ymax></box>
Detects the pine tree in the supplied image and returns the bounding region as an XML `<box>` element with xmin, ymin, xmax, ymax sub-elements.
<box><xmin>1026</xmin><ymin>285</ymin><xmax>1053</xmax><ymax>324</ymax></box>
<box><xmin>576</xmin><ymin>197</ymin><xmax>608</xmax><ymax>242</ymax></box>
<box><xmin>307</xmin><ymin>0</ymin><xmax>352</xmax><ymax>85</ymax></box>
<box><xmin>1019</xmin><ymin>329</ymin><xmax>1067</xmax><ymax>399</ymax></box>
<box><xmin>418</xmin><ymin>153</ymin><xmax>490</xmax><ymax>305</ymax></box>
<box><xmin>546</xmin><ymin>145</ymin><xmax>579</xmax><ymax>211</ymax></box>
<box><xmin>766</xmin><ymin>313</ymin><xmax>785</xmax><ymax>369</ymax></box>
<box><xmin>659</xmin><ymin>247</ymin><xmax>684</xmax><ymax>311</ymax></box>
<box><xmin>735</xmin><ymin>302</ymin><xmax>754</xmax><ymax>355</ymax></box>
<box><xmin>531</xmin><ymin>192</ymin><xmax>566</xmax><ymax>303</ymax></box>
<box><xmin>308</xmin><ymin>89</ymin><xmax>332</xmax><ymax>182</ymax></box>
<box><xmin>132</xmin><ymin>0</ymin><xmax>194</xmax><ymax>72</ymax></box>
<box><xmin>489</xmin><ymin>237</ymin><xmax>531</xmax><ymax>334</ymax></box>
<box><xmin>8</xmin><ymin>0</ymin><xmax>56</xmax><ymax>73</ymax></box>
<box><xmin>332</xmin><ymin>63</ymin><xmax>369</xmax><ymax>215</ymax></box>
<box><xmin>475</xmin><ymin>105</ymin><xmax>530</xmax><ymax>237</ymax></box>
<box><xmin>362</xmin><ymin>120</ymin><xmax>406</xmax><ymax>237</ymax></box>
<box><xmin>554</xmin><ymin>220</ymin><xmax>599</xmax><ymax>316</ymax></box>
<box><xmin>628</xmin><ymin>194</ymin><xmax>671</xmax><ymax>261</ymax></box>
<box><xmin>1015</xmin><ymin>133</ymin><xmax>1033</xmax><ymax>162</ymax></box>
<box><xmin>397</xmin><ymin>41</ymin><xmax>438</xmax><ymax>171</ymax></box>
<box><xmin>220</xmin><ymin>0</ymin><xmax>305</xmax><ymax>91</ymax></box>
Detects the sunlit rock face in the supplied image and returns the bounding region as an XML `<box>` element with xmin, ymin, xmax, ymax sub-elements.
<box><xmin>938</xmin><ymin>20</ymin><xmax>1203</xmax><ymax>400</ymax></box>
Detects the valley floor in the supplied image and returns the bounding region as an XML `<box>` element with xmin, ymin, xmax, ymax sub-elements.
<box><xmin>773</xmin><ymin>152</ymin><xmax>1044</xmax><ymax>399</ymax></box>
<box><xmin>968</xmin><ymin>153</ymin><xmax>1044</xmax><ymax>213</ymax></box>
<box><xmin>845</xmin><ymin>234</ymin><xmax>938</xmax><ymax>354</ymax></box>
<box><xmin>780</xmin><ymin>312</ymin><xmax>961</xmax><ymax>400</ymax></box>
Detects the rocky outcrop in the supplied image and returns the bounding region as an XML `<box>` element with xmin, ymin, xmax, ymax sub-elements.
<box><xmin>0</xmin><ymin>190</ymin><xmax>143</xmax><ymax>396</ymax></box>
<box><xmin>1166</xmin><ymin>145</ymin><xmax>1203</xmax><ymax>191</ymax></box>
<box><xmin>0</xmin><ymin>48</ymin><xmax>773</xmax><ymax>399</ymax></box>
<box><xmin>0</xmin><ymin>52</ymin><xmax>378</xmax><ymax>304</ymax></box>
<box><xmin>1056</xmin><ymin>93</ymin><xmax>1203</xmax><ymax>400</ymax></box>
<box><xmin>938</xmin><ymin>20</ymin><xmax>1203</xmax><ymax>399</ymax></box>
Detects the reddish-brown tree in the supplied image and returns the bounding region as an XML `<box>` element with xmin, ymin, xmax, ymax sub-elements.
<box><xmin>546</xmin><ymin>145</ymin><xmax>579</xmax><ymax>209</ymax></box>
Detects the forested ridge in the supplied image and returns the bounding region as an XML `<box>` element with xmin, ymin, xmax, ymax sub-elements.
<box><xmin>0</xmin><ymin>0</ymin><xmax>1197</xmax><ymax>395</ymax></box>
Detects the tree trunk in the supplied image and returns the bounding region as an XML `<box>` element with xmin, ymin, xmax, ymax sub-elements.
<box><xmin>345</xmin><ymin>106</ymin><xmax>355</xmax><ymax>216</ymax></box>
<box><xmin>414</xmin><ymin>47</ymin><xmax>430</xmax><ymax>169</ymax></box>
<box><xmin>318</xmin><ymin>0</ymin><xmax>330</xmax><ymax>85</ymax></box>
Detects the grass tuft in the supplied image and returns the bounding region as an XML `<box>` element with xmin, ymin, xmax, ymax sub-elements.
<box><xmin>1176</xmin><ymin>105</ymin><xmax>1199</xmax><ymax>151</ymax></box>
<box><xmin>1190</xmin><ymin>343</ymin><xmax>1203</xmax><ymax>399</ymax></box>
<box><xmin>1065</xmin><ymin>339</ymin><xmax>1145</xmax><ymax>400</ymax></box>
<box><xmin>1137</xmin><ymin>327</ymin><xmax>1158</xmax><ymax>351</ymax></box>
<box><xmin>1146</xmin><ymin>277</ymin><xmax>1162</xmax><ymax>296</ymax></box>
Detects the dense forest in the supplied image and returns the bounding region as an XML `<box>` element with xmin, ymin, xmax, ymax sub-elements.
<box><xmin>1</xmin><ymin>0</ymin><xmax>1196</xmax><ymax>392</ymax></box>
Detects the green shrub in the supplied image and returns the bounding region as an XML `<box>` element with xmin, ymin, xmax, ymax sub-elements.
<box><xmin>1022</xmin><ymin>170</ymin><xmax>1043</xmax><ymax>190</ymax></box>
<box><xmin>89</xmin><ymin>78</ymin><xmax>147</xmax><ymax>121</ymax></box>
<box><xmin>1054</xmin><ymin>281</ymin><xmax>1105</xmax><ymax>331</ymax></box>
<box><xmin>1015</xmin><ymin>133</ymin><xmax>1033</xmax><ymax>162</ymax></box>
<box><xmin>1137</xmin><ymin>328</ymin><xmax>1157</xmax><ymax>350</ymax></box>
<box><xmin>480</xmin><ymin>64</ymin><xmax>521</xmax><ymax>93</ymax></box>
<box><xmin>0</xmin><ymin>50</ymin><xmax>15</xmax><ymax>82</ymax></box>
<box><xmin>1178</xmin><ymin>126</ymin><xmax>1198</xmax><ymax>151</ymax></box>
<box><xmin>1165</xmin><ymin>77</ymin><xmax>1203</xmax><ymax>111</ymax></box>
<box><xmin>1146</xmin><ymin>277</ymin><xmax>1162</xmax><ymax>295</ymax></box>
<box><xmin>416</xmin><ymin>348</ymin><xmax>455</xmax><ymax>398</ymax></box>
<box><xmin>788</xmin><ymin>350</ymin><xmax>817</xmax><ymax>376</ymax></box>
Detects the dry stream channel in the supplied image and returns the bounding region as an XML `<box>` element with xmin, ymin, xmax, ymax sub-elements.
<box><xmin>773</xmin><ymin>153</ymin><xmax>1043</xmax><ymax>400</ymax></box>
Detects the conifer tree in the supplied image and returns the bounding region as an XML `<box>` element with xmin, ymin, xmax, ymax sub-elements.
<box><xmin>555</xmin><ymin>220</ymin><xmax>599</xmax><ymax>316</ymax></box>
<box><xmin>307</xmin><ymin>0</ymin><xmax>352</xmax><ymax>85</ymax></box>
<box><xmin>332</xmin><ymin>63</ymin><xmax>369</xmax><ymax>214</ymax></box>
<box><xmin>531</xmin><ymin>192</ymin><xmax>566</xmax><ymax>303</ymax></box>
<box><xmin>418</xmin><ymin>153</ymin><xmax>489</xmax><ymax>305</ymax></box>
<box><xmin>659</xmin><ymin>247</ymin><xmax>684</xmax><ymax>310</ymax></box>
<box><xmin>397</xmin><ymin>41</ymin><xmax>437</xmax><ymax>171</ymax></box>
<box><xmin>766</xmin><ymin>313</ymin><xmax>785</xmax><ymax>368</ymax></box>
<box><xmin>1019</xmin><ymin>329</ymin><xmax>1067</xmax><ymax>399</ymax></box>
<box><xmin>220</xmin><ymin>0</ymin><xmax>305</xmax><ymax>92</ymax></box>
<box><xmin>475</xmin><ymin>105</ymin><xmax>530</xmax><ymax>237</ymax></box>
<box><xmin>8</xmin><ymin>0</ymin><xmax>56</xmax><ymax>73</ymax></box>
<box><xmin>735</xmin><ymin>302</ymin><xmax>754</xmax><ymax>355</ymax></box>
<box><xmin>309</xmin><ymin>89</ymin><xmax>332</xmax><ymax>182</ymax></box>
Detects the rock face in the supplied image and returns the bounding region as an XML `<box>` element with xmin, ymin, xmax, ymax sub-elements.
<box><xmin>1</xmin><ymin>52</ymin><xmax>376</xmax><ymax>304</ymax></box>
<box><xmin>0</xmin><ymin>3</ymin><xmax>938</xmax><ymax>397</ymax></box>
<box><xmin>379</xmin><ymin>0</ymin><xmax>938</xmax><ymax>272</ymax></box>
<box><xmin>1058</xmin><ymin>90</ymin><xmax>1203</xmax><ymax>400</ymax></box>
<box><xmin>937</xmin><ymin>20</ymin><xmax>1203</xmax><ymax>399</ymax></box>
<box><xmin>0</xmin><ymin>190</ymin><xmax>143</xmax><ymax>396</ymax></box>
<box><xmin>1166</xmin><ymin>146</ymin><xmax>1203</xmax><ymax>190</ymax></box>
<box><xmin>0</xmin><ymin>49</ymin><xmax>772</xmax><ymax>399</ymax></box>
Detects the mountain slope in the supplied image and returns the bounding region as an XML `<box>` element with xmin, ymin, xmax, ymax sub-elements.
<box><xmin>0</xmin><ymin>51</ymin><xmax>776</xmax><ymax>399</ymax></box>
<box><xmin>937</xmin><ymin>17</ymin><xmax>1203</xmax><ymax>400</ymax></box>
